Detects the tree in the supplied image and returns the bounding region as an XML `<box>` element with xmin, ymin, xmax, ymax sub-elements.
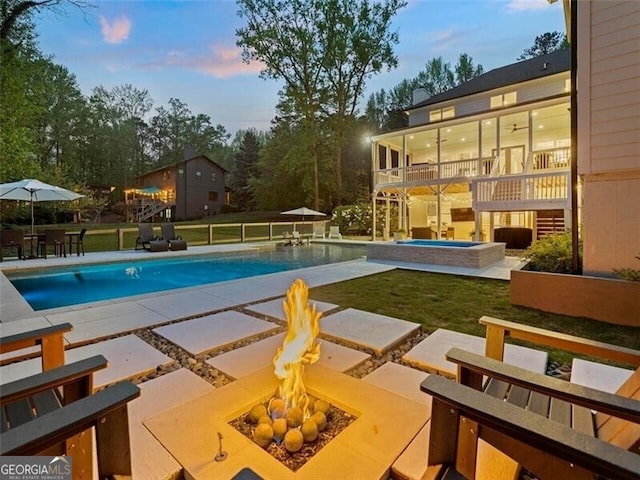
<box><xmin>319</xmin><ymin>0</ymin><xmax>405</xmax><ymax>203</ymax></box>
<box><xmin>517</xmin><ymin>31</ymin><xmax>569</xmax><ymax>60</ymax></box>
<box><xmin>229</xmin><ymin>129</ymin><xmax>262</xmax><ymax>211</ymax></box>
<box><xmin>365</xmin><ymin>53</ymin><xmax>484</xmax><ymax>132</ymax></box>
<box><xmin>236</xmin><ymin>0</ymin><xmax>406</xmax><ymax>209</ymax></box>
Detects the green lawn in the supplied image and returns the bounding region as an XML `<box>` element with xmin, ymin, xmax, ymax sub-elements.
<box><xmin>310</xmin><ymin>269</ymin><xmax>640</xmax><ymax>365</ymax></box>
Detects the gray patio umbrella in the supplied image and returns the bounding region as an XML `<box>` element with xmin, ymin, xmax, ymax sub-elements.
<box><xmin>0</xmin><ymin>179</ymin><xmax>84</xmax><ymax>234</ymax></box>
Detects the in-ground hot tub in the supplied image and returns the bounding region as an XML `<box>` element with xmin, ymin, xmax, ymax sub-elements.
<box><xmin>367</xmin><ymin>239</ymin><xmax>505</xmax><ymax>268</ymax></box>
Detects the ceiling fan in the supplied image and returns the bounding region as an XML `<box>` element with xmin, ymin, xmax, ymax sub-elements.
<box><xmin>508</xmin><ymin>123</ymin><xmax>529</xmax><ymax>133</ymax></box>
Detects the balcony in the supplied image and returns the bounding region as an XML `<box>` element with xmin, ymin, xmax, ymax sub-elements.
<box><xmin>472</xmin><ymin>171</ymin><xmax>570</xmax><ymax>212</ymax></box>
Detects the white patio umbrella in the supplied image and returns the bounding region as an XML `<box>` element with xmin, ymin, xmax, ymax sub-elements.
<box><xmin>0</xmin><ymin>179</ymin><xmax>84</xmax><ymax>234</ymax></box>
<box><xmin>281</xmin><ymin>207</ymin><xmax>326</xmax><ymax>219</ymax></box>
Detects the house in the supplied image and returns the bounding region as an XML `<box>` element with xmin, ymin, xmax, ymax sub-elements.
<box><xmin>575</xmin><ymin>0</ymin><xmax>640</xmax><ymax>276</ymax></box>
<box><xmin>371</xmin><ymin>49</ymin><xmax>572</xmax><ymax>247</ymax></box>
<box><xmin>126</xmin><ymin>150</ymin><xmax>229</xmax><ymax>222</ymax></box>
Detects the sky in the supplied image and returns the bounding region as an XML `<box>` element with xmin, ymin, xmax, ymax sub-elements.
<box><xmin>34</xmin><ymin>0</ymin><xmax>566</xmax><ymax>138</ymax></box>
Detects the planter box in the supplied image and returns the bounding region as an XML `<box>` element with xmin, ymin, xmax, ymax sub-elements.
<box><xmin>511</xmin><ymin>267</ymin><xmax>640</xmax><ymax>327</ymax></box>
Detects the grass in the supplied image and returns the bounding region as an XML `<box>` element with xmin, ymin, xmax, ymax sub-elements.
<box><xmin>310</xmin><ymin>269</ymin><xmax>640</xmax><ymax>365</ymax></box>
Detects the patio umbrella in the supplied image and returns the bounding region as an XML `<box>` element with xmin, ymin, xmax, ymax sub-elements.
<box><xmin>281</xmin><ymin>207</ymin><xmax>326</xmax><ymax>219</ymax></box>
<box><xmin>0</xmin><ymin>179</ymin><xmax>84</xmax><ymax>234</ymax></box>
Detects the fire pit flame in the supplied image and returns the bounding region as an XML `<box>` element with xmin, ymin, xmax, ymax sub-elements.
<box><xmin>273</xmin><ymin>279</ymin><xmax>321</xmax><ymax>420</ymax></box>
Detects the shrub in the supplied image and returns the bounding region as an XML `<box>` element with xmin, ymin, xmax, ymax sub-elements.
<box><xmin>524</xmin><ymin>231</ymin><xmax>581</xmax><ymax>274</ymax></box>
<box><xmin>331</xmin><ymin>202</ymin><xmax>397</xmax><ymax>235</ymax></box>
<box><xmin>613</xmin><ymin>255</ymin><xmax>640</xmax><ymax>282</ymax></box>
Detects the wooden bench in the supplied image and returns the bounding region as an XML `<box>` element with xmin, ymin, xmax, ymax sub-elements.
<box><xmin>1</xmin><ymin>323</ymin><xmax>141</xmax><ymax>479</ymax></box>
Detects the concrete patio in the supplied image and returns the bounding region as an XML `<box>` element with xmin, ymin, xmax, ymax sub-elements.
<box><xmin>0</xmin><ymin>243</ymin><xmax>541</xmax><ymax>479</ymax></box>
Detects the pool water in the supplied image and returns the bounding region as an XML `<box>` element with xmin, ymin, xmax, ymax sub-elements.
<box><xmin>8</xmin><ymin>244</ymin><xmax>366</xmax><ymax>310</ymax></box>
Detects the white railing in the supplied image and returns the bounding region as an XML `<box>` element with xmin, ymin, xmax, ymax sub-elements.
<box><xmin>375</xmin><ymin>157</ymin><xmax>496</xmax><ymax>186</ymax></box>
<box><xmin>472</xmin><ymin>171</ymin><xmax>570</xmax><ymax>209</ymax></box>
<box><xmin>530</xmin><ymin>147</ymin><xmax>571</xmax><ymax>171</ymax></box>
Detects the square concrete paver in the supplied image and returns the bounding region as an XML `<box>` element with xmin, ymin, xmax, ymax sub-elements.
<box><xmin>131</xmin><ymin>369</ymin><xmax>215</xmax><ymax>480</ymax></box>
<box><xmin>0</xmin><ymin>335</ymin><xmax>173</xmax><ymax>389</ymax></box>
<box><xmin>403</xmin><ymin>328</ymin><xmax>548</xmax><ymax>377</ymax></box>
<box><xmin>153</xmin><ymin>311</ymin><xmax>279</xmax><ymax>356</ymax></box>
<box><xmin>320</xmin><ymin>308</ymin><xmax>420</xmax><ymax>355</ymax></box>
<box><xmin>245</xmin><ymin>297</ymin><xmax>339</xmax><ymax>320</ymax></box>
<box><xmin>571</xmin><ymin>358</ymin><xmax>634</xmax><ymax>393</ymax></box>
<box><xmin>363</xmin><ymin>362</ymin><xmax>432</xmax><ymax>407</ymax></box>
<box><xmin>207</xmin><ymin>333</ymin><xmax>370</xmax><ymax>379</ymax></box>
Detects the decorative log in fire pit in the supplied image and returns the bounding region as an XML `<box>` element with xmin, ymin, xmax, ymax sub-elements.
<box><xmin>230</xmin><ymin>279</ymin><xmax>355</xmax><ymax>471</ymax></box>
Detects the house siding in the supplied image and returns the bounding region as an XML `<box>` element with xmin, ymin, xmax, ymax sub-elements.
<box><xmin>578</xmin><ymin>0</ymin><xmax>640</xmax><ymax>275</ymax></box>
<box><xmin>407</xmin><ymin>74</ymin><xmax>568</xmax><ymax>128</ymax></box>
<box><xmin>176</xmin><ymin>156</ymin><xmax>226</xmax><ymax>220</ymax></box>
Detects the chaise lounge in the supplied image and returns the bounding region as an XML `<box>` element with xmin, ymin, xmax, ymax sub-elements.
<box><xmin>161</xmin><ymin>223</ymin><xmax>188</xmax><ymax>251</ymax></box>
<box><xmin>135</xmin><ymin>223</ymin><xmax>169</xmax><ymax>251</ymax></box>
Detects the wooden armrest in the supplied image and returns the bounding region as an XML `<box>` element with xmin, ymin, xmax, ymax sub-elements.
<box><xmin>480</xmin><ymin>316</ymin><xmax>640</xmax><ymax>365</ymax></box>
<box><xmin>445</xmin><ymin>348</ymin><xmax>640</xmax><ymax>423</ymax></box>
<box><xmin>421</xmin><ymin>375</ymin><xmax>640</xmax><ymax>480</ymax></box>
<box><xmin>1</xmin><ymin>381</ymin><xmax>140</xmax><ymax>455</ymax></box>
<box><xmin>0</xmin><ymin>323</ymin><xmax>73</xmax><ymax>354</ymax></box>
<box><xmin>1</xmin><ymin>355</ymin><xmax>108</xmax><ymax>405</ymax></box>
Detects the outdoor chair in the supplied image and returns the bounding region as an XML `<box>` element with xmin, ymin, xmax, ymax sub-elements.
<box><xmin>0</xmin><ymin>229</ymin><xmax>25</xmax><ymax>261</ymax></box>
<box><xmin>0</xmin><ymin>323</ymin><xmax>141</xmax><ymax>479</ymax></box>
<box><xmin>282</xmin><ymin>232</ymin><xmax>293</xmax><ymax>246</ymax></box>
<box><xmin>69</xmin><ymin>227</ymin><xmax>87</xmax><ymax>256</ymax></box>
<box><xmin>328</xmin><ymin>226</ymin><xmax>342</xmax><ymax>240</ymax></box>
<box><xmin>312</xmin><ymin>223</ymin><xmax>325</xmax><ymax>239</ymax></box>
<box><xmin>135</xmin><ymin>223</ymin><xmax>169</xmax><ymax>251</ymax></box>
<box><xmin>292</xmin><ymin>231</ymin><xmax>307</xmax><ymax>245</ymax></box>
<box><xmin>160</xmin><ymin>222</ymin><xmax>187</xmax><ymax>250</ymax></box>
<box><xmin>38</xmin><ymin>229</ymin><xmax>66</xmax><ymax>258</ymax></box>
<box><xmin>419</xmin><ymin>316</ymin><xmax>640</xmax><ymax>480</ymax></box>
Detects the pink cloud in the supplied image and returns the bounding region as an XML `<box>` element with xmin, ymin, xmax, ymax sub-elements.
<box><xmin>193</xmin><ymin>45</ymin><xmax>264</xmax><ymax>78</ymax></box>
<box><xmin>99</xmin><ymin>15</ymin><xmax>131</xmax><ymax>44</ymax></box>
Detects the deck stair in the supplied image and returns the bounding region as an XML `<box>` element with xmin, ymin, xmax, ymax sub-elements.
<box><xmin>134</xmin><ymin>200</ymin><xmax>174</xmax><ymax>222</ymax></box>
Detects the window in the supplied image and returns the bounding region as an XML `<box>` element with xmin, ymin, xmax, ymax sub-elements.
<box><xmin>195</xmin><ymin>170</ymin><xmax>202</xmax><ymax>180</ymax></box>
<box><xmin>391</xmin><ymin>150</ymin><xmax>399</xmax><ymax>168</ymax></box>
<box><xmin>430</xmin><ymin>107</ymin><xmax>455</xmax><ymax>122</ymax></box>
<box><xmin>211</xmin><ymin>172</ymin><xmax>216</xmax><ymax>182</ymax></box>
<box><xmin>491</xmin><ymin>92</ymin><xmax>517</xmax><ymax>108</ymax></box>
<box><xmin>208</xmin><ymin>191</ymin><xmax>219</xmax><ymax>202</ymax></box>
<box><xmin>378</xmin><ymin>145</ymin><xmax>387</xmax><ymax>169</ymax></box>
<box><xmin>177</xmin><ymin>168</ymin><xmax>184</xmax><ymax>176</ymax></box>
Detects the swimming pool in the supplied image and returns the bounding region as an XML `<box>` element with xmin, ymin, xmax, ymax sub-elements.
<box><xmin>7</xmin><ymin>244</ymin><xmax>366</xmax><ymax>310</ymax></box>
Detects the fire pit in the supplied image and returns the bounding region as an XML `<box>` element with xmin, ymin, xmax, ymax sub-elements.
<box><xmin>144</xmin><ymin>279</ymin><xmax>431</xmax><ymax>479</ymax></box>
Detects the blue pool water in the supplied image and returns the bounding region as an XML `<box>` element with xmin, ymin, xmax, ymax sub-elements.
<box><xmin>8</xmin><ymin>244</ymin><xmax>366</xmax><ymax>310</ymax></box>
<box><xmin>397</xmin><ymin>240</ymin><xmax>480</xmax><ymax>247</ymax></box>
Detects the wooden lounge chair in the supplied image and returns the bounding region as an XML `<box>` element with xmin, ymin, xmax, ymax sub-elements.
<box><xmin>0</xmin><ymin>229</ymin><xmax>25</xmax><ymax>261</ymax></box>
<box><xmin>135</xmin><ymin>223</ymin><xmax>169</xmax><ymax>251</ymax></box>
<box><xmin>419</xmin><ymin>316</ymin><xmax>640</xmax><ymax>480</ymax></box>
<box><xmin>161</xmin><ymin>222</ymin><xmax>187</xmax><ymax>250</ymax></box>
<box><xmin>1</xmin><ymin>323</ymin><xmax>141</xmax><ymax>479</ymax></box>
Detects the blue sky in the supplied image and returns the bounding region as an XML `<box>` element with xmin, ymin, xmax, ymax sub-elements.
<box><xmin>34</xmin><ymin>0</ymin><xmax>565</xmax><ymax>137</ymax></box>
